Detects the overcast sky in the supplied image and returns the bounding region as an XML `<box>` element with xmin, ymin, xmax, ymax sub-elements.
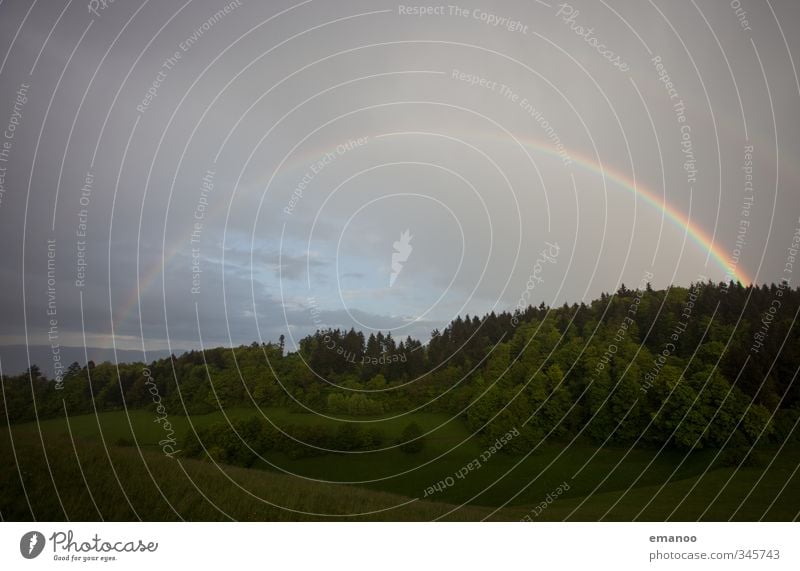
<box><xmin>0</xmin><ymin>0</ymin><xmax>798</xmax><ymax>369</ymax></box>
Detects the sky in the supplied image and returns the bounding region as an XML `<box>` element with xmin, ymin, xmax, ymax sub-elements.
<box><xmin>0</xmin><ymin>0</ymin><xmax>798</xmax><ymax>371</ymax></box>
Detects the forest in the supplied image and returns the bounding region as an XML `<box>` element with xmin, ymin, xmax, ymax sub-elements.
<box><xmin>2</xmin><ymin>280</ymin><xmax>798</xmax><ymax>471</ymax></box>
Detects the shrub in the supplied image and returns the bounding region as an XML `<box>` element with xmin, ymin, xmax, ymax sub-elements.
<box><xmin>399</xmin><ymin>422</ymin><xmax>425</xmax><ymax>453</ymax></box>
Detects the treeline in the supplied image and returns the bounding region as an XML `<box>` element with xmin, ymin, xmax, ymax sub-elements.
<box><xmin>182</xmin><ymin>418</ymin><xmax>425</xmax><ymax>466</ymax></box>
<box><xmin>3</xmin><ymin>281</ymin><xmax>800</xmax><ymax>457</ymax></box>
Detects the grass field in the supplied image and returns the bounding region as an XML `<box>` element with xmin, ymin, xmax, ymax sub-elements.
<box><xmin>2</xmin><ymin>407</ymin><xmax>798</xmax><ymax>521</ymax></box>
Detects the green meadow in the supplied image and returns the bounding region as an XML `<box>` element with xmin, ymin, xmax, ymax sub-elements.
<box><xmin>2</xmin><ymin>407</ymin><xmax>797</xmax><ymax>521</ymax></box>
<box><xmin>3</xmin><ymin>283</ymin><xmax>799</xmax><ymax>521</ymax></box>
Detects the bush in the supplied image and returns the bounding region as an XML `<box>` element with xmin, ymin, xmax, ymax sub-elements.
<box><xmin>399</xmin><ymin>422</ymin><xmax>425</xmax><ymax>454</ymax></box>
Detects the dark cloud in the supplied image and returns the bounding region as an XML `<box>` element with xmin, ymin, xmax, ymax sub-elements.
<box><xmin>1</xmin><ymin>0</ymin><xmax>798</xmax><ymax>371</ymax></box>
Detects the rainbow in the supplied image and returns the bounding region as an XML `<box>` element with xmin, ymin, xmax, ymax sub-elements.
<box><xmin>521</xmin><ymin>139</ymin><xmax>751</xmax><ymax>285</ymax></box>
<box><xmin>114</xmin><ymin>137</ymin><xmax>750</xmax><ymax>331</ymax></box>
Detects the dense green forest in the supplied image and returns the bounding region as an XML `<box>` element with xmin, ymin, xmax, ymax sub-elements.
<box><xmin>3</xmin><ymin>280</ymin><xmax>799</xmax><ymax>469</ymax></box>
